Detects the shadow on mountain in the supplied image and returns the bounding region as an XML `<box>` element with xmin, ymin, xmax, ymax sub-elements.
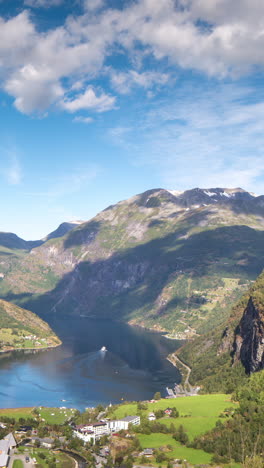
<box><xmin>0</xmin><ymin>251</ymin><xmax>16</xmax><ymax>257</ymax></box>
<box><xmin>8</xmin><ymin>221</ymin><xmax>263</xmax><ymax>324</ymax></box>
<box><xmin>4</xmin><ymin>291</ymin><xmax>34</xmax><ymax>303</ymax></box>
<box><xmin>64</xmin><ymin>220</ymin><xmax>102</xmax><ymax>248</ymax></box>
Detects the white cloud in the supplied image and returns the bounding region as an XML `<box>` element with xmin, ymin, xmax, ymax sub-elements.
<box><xmin>62</xmin><ymin>87</ymin><xmax>115</xmax><ymax>112</ymax></box>
<box><xmin>2</xmin><ymin>1</ymin><xmax>264</xmax><ymax>114</ymax></box>
<box><xmin>73</xmin><ymin>116</ymin><xmax>94</xmax><ymax>123</ymax></box>
<box><xmin>5</xmin><ymin>64</ymin><xmax>64</xmax><ymax>113</ymax></box>
<box><xmin>110</xmin><ymin>70</ymin><xmax>170</xmax><ymax>94</ymax></box>
<box><xmin>83</xmin><ymin>0</ymin><xmax>104</xmax><ymax>11</ymax></box>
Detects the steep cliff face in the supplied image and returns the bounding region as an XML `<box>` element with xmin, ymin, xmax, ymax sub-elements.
<box><xmin>233</xmin><ymin>297</ymin><xmax>264</xmax><ymax>373</ymax></box>
<box><xmin>176</xmin><ymin>272</ymin><xmax>264</xmax><ymax>391</ymax></box>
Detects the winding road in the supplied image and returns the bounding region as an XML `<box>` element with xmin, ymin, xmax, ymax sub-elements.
<box><xmin>167</xmin><ymin>352</ymin><xmax>192</xmax><ymax>389</ymax></box>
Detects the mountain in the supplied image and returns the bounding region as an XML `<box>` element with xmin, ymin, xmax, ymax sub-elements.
<box><xmin>42</xmin><ymin>220</ymin><xmax>85</xmax><ymax>242</ymax></box>
<box><xmin>0</xmin><ymin>298</ymin><xmax>61</xmax><ymax>352</ymax></box>
<box><xmin>0</xmin><ymin>221</ymin><xmax>84</xmax><ymax>290</ymax></box>
<box><xmin>0</xmin><ymin>232</ymin><xmax>42</xmax><ymax>250</ymax></box>
<box><xmin>0</xmin><ymin>187</ymin><xmax>264</xmax><ymax>338</ymax></box>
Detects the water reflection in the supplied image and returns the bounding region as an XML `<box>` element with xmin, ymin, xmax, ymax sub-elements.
<box><xmin>0</xmin><ymin>317</ymin><xmax>182</xmax><ymax>410</ymax></box>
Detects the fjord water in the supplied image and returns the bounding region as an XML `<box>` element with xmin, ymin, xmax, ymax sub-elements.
<box><xmin>0</xmin><ymin>317</ymin><xmax>182</xmax><ymax>410</ymax></box>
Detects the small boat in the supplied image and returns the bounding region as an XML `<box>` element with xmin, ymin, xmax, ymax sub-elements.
<box><xmin>101</xmin><ymin>346</ymin><xmax>107</xmax><ymax>352</ymax></box>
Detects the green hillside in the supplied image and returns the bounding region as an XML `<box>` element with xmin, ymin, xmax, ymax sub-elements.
<box><xmin>0</xmin><ymin>298</ymin><xmax>61</xmax><ymax>352</ymax></box>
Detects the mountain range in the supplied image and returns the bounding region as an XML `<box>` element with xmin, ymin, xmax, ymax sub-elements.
<box><xmin>0</xmin><ymin>187</ymin><xmax>263</xmax><ymax>344</ymax></box>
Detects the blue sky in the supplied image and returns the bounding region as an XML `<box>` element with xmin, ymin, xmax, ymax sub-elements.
<box><xmin>0</xmin><ymin>0</ymin><xmax>264</xmax><ymax>239</ymax></box>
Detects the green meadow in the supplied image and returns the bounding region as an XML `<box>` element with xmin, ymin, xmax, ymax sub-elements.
<box><xmin>38</xmin><ymin>407</ymin><xmax>76</xmax><ymax>424</ymax></box>
<box><xmin>113</xmin><ymin>394</ymin><xmax>238</xmax><ymax>466</ymax></box>
<box><xmin>138</xmin><ymin>432</ymin><xmax>212</xmax><ymax>464</ymax></box>
<box><xmin>113</xmin><ymin>394</ymin><xmax>236</xmax><ymax>440</ymax></box>
<box><xmin>0</xmin><ymin>406</ymin><xmax>75</xmax><ymax>424</ymax></box>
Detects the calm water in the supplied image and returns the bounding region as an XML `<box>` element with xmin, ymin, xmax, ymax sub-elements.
<box><xmin>0</xmin><ymin>317</ymin><xmax>182</xmax><ymax>410</ymax></box>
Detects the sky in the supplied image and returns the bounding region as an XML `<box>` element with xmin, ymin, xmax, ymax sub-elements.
<box><xmin>0</xmin><ymin>0</ymin><xmax>264</xmax><ymax>239</ymax></box>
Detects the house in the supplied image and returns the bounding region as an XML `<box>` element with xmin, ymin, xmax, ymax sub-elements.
<box><xmin>31</xmin><ymin>437</ymin><xmax>55</xmax><ymax>449</ymax></box>
<box><xmin>16</xmin><ymin>425</ymin><xmax>33</xmax><ymax>434</ymax></box>
<box><xmin>0</xmin><ymin>433</ymin><xmax>17</xmax><ymax>468</ymax></box>
<box><xmin>140</xmin><ymin>448</ymin><xmax>154</xmax><ymax>457</ymax></box>
<box><xmin>148</xmin><ymin>412</ymin><xmax>156</xmax><ymax>421</ymax></box>
<box><xmin>164</xmin><ymin>408</ymin><xmax>172</xmax><ymax>416</ymax></box>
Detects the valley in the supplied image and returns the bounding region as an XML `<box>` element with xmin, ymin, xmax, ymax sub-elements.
<box><xmin>0</xmin><ymin>187</ymin><xmax>263</xmax><ymax>341</ymax></box>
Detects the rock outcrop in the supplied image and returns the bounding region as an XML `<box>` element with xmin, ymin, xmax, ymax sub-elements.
<box><xmin>233</xmin><ymin>296</ymin><xmax>264</xmax><ymax>373</ymax></box>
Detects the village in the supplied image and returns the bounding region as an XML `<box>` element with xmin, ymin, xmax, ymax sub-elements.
<box><xmin>0</xmin><ymin>398</ymin><xmax>197</xmax><ymax>468</ymax></box>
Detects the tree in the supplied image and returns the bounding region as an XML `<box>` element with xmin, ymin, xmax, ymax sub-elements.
<box><xmin>156</xmin><ymin>451</ymin><xmax>167</xmax><ymax>463</ymax></box>
<box><xmin>243</xmin><ymin>456</ymin><xmax>264</xmax><ymax>468</ymax></box>
<box><xmin>170</xmin><ymin>407</ymin><xmax>179</xmax><ymax>418</ymax></box>
<box><xmin>137</xmin><ymin>401</ymin><xmax>148</xmax><ymax>411</ymax></box>
<box><xmin>154</xmin><ymin>392</ymin><xmax>161</xmax><ymax>400</ymax></box>
<box><xmin>154</xmin><ymin>409</ymin><xmax>164</xmax><ymax>419</ymax></box>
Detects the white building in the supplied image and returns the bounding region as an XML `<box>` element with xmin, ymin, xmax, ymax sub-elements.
<box><xmin>74</xmin><ymin>421</ymin><xmax>109</xmax><ymax>443</ymax></box>
<box><xmin>74</xmin><ymin>416</ymin><xmax>140</xmax><ymax>442</ymax></box>
<box><xmin>148</xmin><ymin>412</ymin><xmax>156</xmax><ymax>421</ymax></box>
<box><xmin>108</xmin><ymin>415</ymin><xmax>140</xmax><ymax>432</ymax></box>
<box><xmin>0</xmin><ymin>433</ymin><xmax>16</xmax><ymax>468</ymax></box>
<box><xmin>73</xmin><ymin>428</ymin><xmax>95</xmax><ymax>444</ymax></box>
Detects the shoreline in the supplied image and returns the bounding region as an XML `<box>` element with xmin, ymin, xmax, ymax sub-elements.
<box><xmin>0</xmin><ymin>341</ymin><xmax>62</xmax><ymax>356</ymax></box>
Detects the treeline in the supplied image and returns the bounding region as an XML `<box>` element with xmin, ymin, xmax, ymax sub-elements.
<box><xmin>190</xmin><ymin>371</ymin><xmax>264</xmax><ymax>465</ymax></box>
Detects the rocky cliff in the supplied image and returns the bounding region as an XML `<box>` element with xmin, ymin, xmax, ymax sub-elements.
<box><xmin>177</xmin><ymin>271</ymin><xmax>264</xmax><ymax>391</ymax></box>
<box><xmin>233</xmin><ymin>295</ymin><xmax>264</xmax><ymax>373</ymax></box>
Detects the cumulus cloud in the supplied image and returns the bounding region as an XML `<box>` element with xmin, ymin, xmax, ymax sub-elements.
<box><xmin>61</xmin><ymin>87</ymin><xmax>115</xmax><ymax>112</ymax></box>
<box><xmin>5</xmin><ymin>65</ymin><xmax>64</xmax><ymax>113</ymax></box>
<box><xmin>2</xmin><ymin>1</ymin><xmax>264</xmax><ymax>114</ymax></box>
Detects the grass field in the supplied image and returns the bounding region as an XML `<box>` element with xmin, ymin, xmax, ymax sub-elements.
<box><xmin>17</xmin><ymin>447</ymin><xmax>74</xmax><ymax>467</ymax></box>
<box><xmin>112</xmin><ymin>394</ymin><xmax>238</xmax><ymax>466</ymax></box>
<box><xmin>113</xmin><ymin>394</ymin><xmax>236</xmax><ymax>440</ymax></box>
<box><xmin>12</xmin><ymin>461</ymin><xmax>23</xmax><ymax>468</ymax></box>
<box><xmin>32</xmin><ymin>448</ymin><xmax>74</xmax><ymax>467</ymax></box>
<box><xmin>0</xmin><ymin>406</ymin><xmax>76</xmax><ymax>424</ymax></box>
<box><xmin>0</xmin><ymin>407</ymin><xmax>33</xmax><ymax>420</ymax></box>
<box><xmin>38</xmin><ymin>407</ymin><xmax>76</xmax><ymax>424</ymax></box>
<box><xmin>138</xmin><ymin>432</ymin><xmax>212</xmax><ymax>464</ymax></box>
